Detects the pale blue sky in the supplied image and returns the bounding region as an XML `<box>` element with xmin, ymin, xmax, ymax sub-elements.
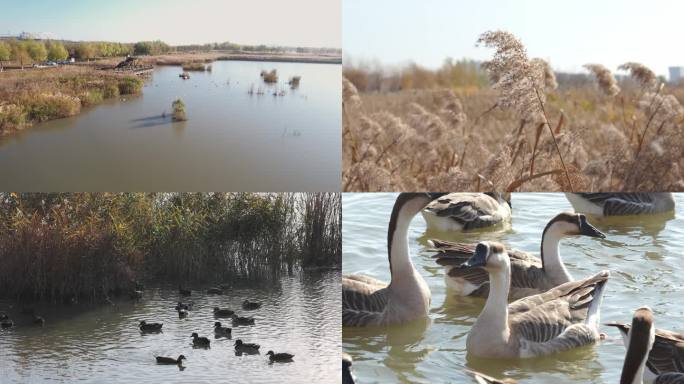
<box><xmin>0</xmin><ymin>0</ymin><xmax>341</xmax><ymax>48</ymax></box>
<box><xmin>343</xmin><ymin>0</ymin><xmax>682</xmax><ymax>76</ymax></box>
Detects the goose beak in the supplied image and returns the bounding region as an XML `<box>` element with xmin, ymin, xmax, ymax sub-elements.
<box><xmin>579</xmin><ymin>216</ymin><xmax>605</xmax><ymax>238</ymax></box>
<box><xmin>459</xmin><ymin>243</ymin><xmax>489</xmax><ymax>269</ymax></box>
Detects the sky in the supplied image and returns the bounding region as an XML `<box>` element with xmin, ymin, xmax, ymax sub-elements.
<box><xmin>0</xmin><ymin>0</ymin><xmax>341</xmax><ymax>48</ymax></box>
<box><xmin>343</xmin><ymin>0</ymin><xmax>683</xmax><ymax>76</ymax></box>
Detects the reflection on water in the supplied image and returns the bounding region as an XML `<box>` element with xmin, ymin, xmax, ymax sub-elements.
<box><xmin>0</xmin><ymin>61</ymin><xmax>340</xmax><ymax>191</ymax></box>
<box><xmin>342</xmin><ymin>193</ymin><xmax>684</xmax><ymax>383</ymax></box>
<box><xmin>0</xmin><ymin>270</ymin><xmax>340</xmax><ymax>384</ymax></box>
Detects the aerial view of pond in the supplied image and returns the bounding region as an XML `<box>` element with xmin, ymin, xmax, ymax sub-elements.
<box><xmin>0</xmin><ymin>60</ymin><xmax>340</xmax><ymax>191</ymax></box>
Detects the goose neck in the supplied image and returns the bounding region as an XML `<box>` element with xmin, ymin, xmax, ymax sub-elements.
<box><xmin>388</xmin><ymin>209</ymin><xmax>414</xmax><ymax>281</ymax></box>
<box><xmin>477</xmin><ymin>263</ymin><xmax>510</xmax><ymax>340</ymax></box>
<box><xmin>541</xmin><ymin>226</ymin><xmax>573</xmax><ymax>282</ymax></box>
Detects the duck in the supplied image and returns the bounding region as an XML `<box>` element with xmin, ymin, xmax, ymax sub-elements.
<box><xmin>429</xmin><ymin>212</ymin><xmax>605</xmax><ymax>300</ymax></box>
<box><xmin>607</xmin><ymin>308</ymin><xmax>684</xmax><ymax>383</ymax></box>
<box><xmin>266</xmin><ymin>350</ymin><xmax>294</xmax><ymax>362</ymax></box>
<box><xmin>421</xmin><ymin>192</ymin><xmax>511</xmax><ymax>232</ymax></box>
<box><xmin>214</xmin><ymin>322</ymin><xmax>232</xmax><ymax>336</ymax></box>
<box><xmin>33</xmin><ymin>315</ymin><xmax>45</xmax><ymax>326</ymax></box>
<box><xmin>178</xmin><ymin>285</ymin><xmax>191</xmax><ymax>296</ymax></box>
<box><xmin>342</xmin><ymin>193</ymin><xmax>447</xmax><ymax>327</ymax></box>
<box><xmin>465</xmin><ymin>369</ymin><xmax>518</xmax><ymax>384</ymax></box>
<box><xmin>178</xmin><ymin>309</ymin><xmax>188</xmax><ymax>319</ymax></box>
<box><xmin>1</xmin><ymin>319</ymin><xmax>14</xmax><ymax>328</ymax></box>
<box><xmin>342</xmin><ymin>353</ymin><xmax>356</xmax><ymax>384</ymax></box>
<box><xmin>234</xmin><ymin>339</ymin><xmax>260</xmax><ymax>353</ymax></box>
<box><xmin>460</xmin><ymin>241</ymin><xmax>609</xmax><ymax>358</ymax></box>
<box><xmin>175</xmin><ymin>302</ymin><xmax>192</xmax><ymax>311</ymax></box>
<box><xmin>565</xmin><ymin>193</ymin><xmax>675</xmax><ymax>216</ymax></box>
<box><xmin>231</xmin><ymin>314</ymin><xmax>255</xmax><ymax>325</ymax></box>
<box><xmin>155</xmin><ymin>355</ymin><xmax>186</xmax><ymax>365</ymax></box>
<box><xmin>213</xmin><ymin>307</ymin><xmax>235</xmax><ymax>317</ymax></box>
<box><xmin>139</xmin><ymin>321</ymin><xmax>163</xmax><ymax>332</ymax></box>
<box><xmin>191</xmin><ymin>332</ymin><xmax>210</xmax><ymax>347</ymax></box>
<box><xmin>617</xmin><ymin>306</ymin><xmax>684</xmax><ymax>384</ymax></box>
<box><xmin>206</xmin><ymin>287</ymin><xmax>223</xmax><ymax>295</ymax></box>
<box><xmin>242</xmin><ymin>300</ymin><xmax>262</xmax><ymax>310</ymax></box>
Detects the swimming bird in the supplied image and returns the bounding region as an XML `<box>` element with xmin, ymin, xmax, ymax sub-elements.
<box><xmin>266</xmin><ymin>350</ymin><xmax>294</xmax><ymax>362</ymax></box>
<box><xmin>178</xmin><ymin>285</ymin><xmax>191</xmax><ymax>296</ymax></box>
<box><xmin>214</xmin><ymin>322</ymin><xmax>232</xmax><ymax>336</ymax></box>
<box><xmin>130</xmin><ymin>290</ymin><xmax>143</xmax><ymax>300</ymax></box>
<box><xmin>242</xmin><ymin>300</ymin><xmax>261</xmax><ymax>310</ymax></box>
<box><xmin>33</xmin><ymin>315</ymin><xmax>45</xmax><ymax>326</ymax></box>
<box><xmin>429</xmin><ymin>212</ymin><xmax>605</xmax><ymax>300</ymax></box>
<box><xmin>178</xmin><ymin>309</ymin><xmax>188</xmax><ymax>319</ymax></box>
<box><xmin>213</xmin><ymin>307</ymin><xmax>235</xmax><ymax>317</ymax></box>
<box><xmin>175</xmin><ymin>302</ymin><xmax>192</xmax><ymax>311</ymax></box>
<box><xmin>465</xmin><ymin>369</ymin><xmax>518</xmax><ymax>384</ymax></box>
<box><xmin>1</xmin><ymin>319</ymin><xmax>13</xmax><ymax>328</ymax></box>
<box><xmin>421</xmin><ymin>192</ymin><xmax>511</xmax><ymax>232</ymax></box>
<box><xmin>206</xmin><ymin>287</ymin><xmax>223</xmax><ymax>295</ymax></box>
<box><xmin>342</xmin><ymin>193</ymin><xmax>447</xmax><ymax>327</ymax></box>
<box><xmin>231</xmin><ymin>314</ymin><xmax>255</xmax><ymax>325</ymax></box>
<box><xmin>460</xmin><ymin>241</ymin><xmax>609</xmax><ymax>358</ymax></box>
<box><xmin>617</xmin><ymin>307</ymin><xmax>684</xmax><ymax>384</ymax></box>
<box><xmin>607</xmin><ymin>308</ymin><xmax>684</xmax><ymax>383</ymax></box>
<box><xmin>565</xmin><ymin>193</ymin><xmax>675</xmax><ymax>216</ymax></box>
<box><xmin>139</xmin><ymin>321</ymin><xmax>163</xmax><ymax>332</ymax></box>
<box><xmin>155</xmin><ymin>355</ymin><xmax>186</xmax><ymax>365</ymax></box>
<box><xmin>342</xmin><ymin>353</ymin><xmax>356</xmax><ymax>384</ymax></box>
<box><xmin>234</xmin><ymin>339</ymin><xmax>260</xmax><ymax>353</ymax></box>
<box><xmin>191</xmin><ymin>332</ymin><xmax>210</xmax><ymax>347</ymax></box>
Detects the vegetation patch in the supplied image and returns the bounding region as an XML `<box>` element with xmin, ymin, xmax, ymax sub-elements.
<box><xmin>172</xmin><ymin>98</ymin><xmax>187</xmax><ymax>121</ymax></box>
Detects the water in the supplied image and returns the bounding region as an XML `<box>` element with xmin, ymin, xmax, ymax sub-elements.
<box><xmin>342</xmin><ymin>193</ymin><xmax>684</xmax><ymax>383</ymax></box>
<box><xmin>0</xmin><ymin>270</ymin><xmax>341</xmax><ymax>384</ymax></box>
<box><xmin>0</xmin><ymin>61</ymin><xmax>340</xmax><ymax>191</ymax></box>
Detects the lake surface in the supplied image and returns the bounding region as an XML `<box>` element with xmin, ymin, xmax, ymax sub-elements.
<box><xmin>0</xmin><ymin>270</ymin><xmax>341</xmax><ymax>384</ymax></box>
<box><xmin>0</xmin><ymin>61</ymin><xmax>340</xmax><ymax>191</ymax></box>
<box><xmin>342</xmin><ymin>193</ymin><xmax>684</xmax><ymax>383</ymax></box>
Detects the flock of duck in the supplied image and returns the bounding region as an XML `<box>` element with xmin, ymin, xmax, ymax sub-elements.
<box><xmin>137</xmin><ymin>285</ymin><xmax>294</xmax><ymax>368</ymax></box>
<box><xmin>342</xmin><ymin>192</ymin><xmax>682</xmax><ymax>384</ymax></box>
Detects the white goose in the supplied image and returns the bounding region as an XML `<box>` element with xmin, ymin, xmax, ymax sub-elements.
<box><xmin>421</xmin><ymin>192</ymin><xmax>511</xmax><ymax>232</ymax></box>
<box><xmin>617</xmin><ymin>307</ymin><xmax>684</xmax><ymax>384</ymax></box>
<box><xmin>429</xmin><ymin>212</ymin><xmax>605</xmax><ymax>300</ymax></box>
<box><xmin>609</xmin><ymin>307</ymin><xmax>684</xmax><ymax>384</ymax></box>
<box><xmin>342</xmin><ymin>193</ymin><xmax>446</xmax><ymax>327</ymax></box>
<box><xmin>460</xmin><ymin>241</ymin><xmax>609</xmax><ymax>358</ymax></box>
<box><xmin>565</xmin><ymin>193</ymin><xmax>675</xmax><ymax>217</ymax></box>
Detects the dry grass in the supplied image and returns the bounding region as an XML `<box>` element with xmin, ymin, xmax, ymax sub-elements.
<box><xmin>343</xmin><ymin>31</ymin><xmax>684</xmax><ymax>192</ymax></box>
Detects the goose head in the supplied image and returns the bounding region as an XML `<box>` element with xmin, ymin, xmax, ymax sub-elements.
<box><xmin>214</xmin><ymin>322</ymin><xmax>222</xmax><ymax>327</ymax></box>
<box><xmin>620</xmin><ymin>306</ymin><xmax>655</xmax><ymax>384</ymax></box>
<box><xmin>234</xmin><ymin>339</ymin><xmax>243</xmax><ymax>347</ymax></box>
<box><xmin>484</xmin><ymin>192</ymin><xmax>512</xmax><ymax>207</ymax></box>
<box><xmin>545</xmin><ymin>212</ymin><xmax>605</xmax><ymax>239</ymax></box>
<box><xmin>191</xmin><ymin>332</ymin><xmax>199</xmax><ymax>338</ymax></box>
<box><xmin>459</xmin><ymin>241</ymin><xmax>509</xmax><ymax>272</ymax></box>
<box><xmin>177</xmin><ymin>355</ymin><xmax>186</xmax><ymax>362</ymax></box>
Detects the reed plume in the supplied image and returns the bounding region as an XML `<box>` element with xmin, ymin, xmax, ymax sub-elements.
<box><xmin>619</xmin><ymin>62</ymin><xmax>657</xmax><ymax>88</ymax></box>
<box><xmin>583</xmin><ymin>64</ymin><xmax>620</xmax><ymax>96</ymax></box>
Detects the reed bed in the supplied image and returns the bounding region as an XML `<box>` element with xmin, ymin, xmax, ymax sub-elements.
<box><xmin>0</xmin><ymin>193</ymin><xmax>341</xmax><ymax>303</ymax></box>
<box><xmin>343</xmin><ymin>30</ymin><xmax>684</xmax><ymax>192</ymax></box>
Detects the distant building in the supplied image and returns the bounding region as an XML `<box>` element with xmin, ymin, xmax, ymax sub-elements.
<box><xmin>669</xmin><ymin>66</ymin><xmax>684</xmax><ymax>83</ymax></box>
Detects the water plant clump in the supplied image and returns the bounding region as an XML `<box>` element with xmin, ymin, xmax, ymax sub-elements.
<box><xmin>182</xmin><ymin>62</ymin><xmax>208</xmax><ymax>71</ymax></box>
<box><xmin>172</xmin><ymin>98</ymin><xmax>187</xmax><ymax>121</ymax></box>
<box><xmin>261</xmin><ymin>69</ymin><xmax>278</xmax><ymax>83</ymax></box>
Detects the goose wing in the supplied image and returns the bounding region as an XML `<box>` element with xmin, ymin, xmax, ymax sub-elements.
<box><xmin>425</xmin><ymin>194</ymin><xmax>504</xmax><ymax>230</ymax></box>
<box><xmin>342</xmin><ymin>274</ymin><xmax>389</xmax><ymax>326</ymax></box>
<box><xmin>574</xmin><ymin>193</ymin><xmax>665</xmax><ymax>215</ymax></box>
<box><xmin>656</xmin><ymin>373</ymin><xmax>684</xmax><ymax>384</ymax></box>
<box><xmin>609</xmin><ymin>323</ymin><xmax>684</xmax><ymax>375</ymax></box>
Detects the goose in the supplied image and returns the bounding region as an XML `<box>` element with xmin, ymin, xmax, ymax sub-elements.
<box><xmin>178</xmin><ymin>285</ymin><xmax>191</xmax><ymax>296</ymax></box>
<box><xmin>342</xmin><ymin>192</ymin><xmax>447</xmax><ymax>327</ymax></box>
<box><xmin>178</xmin><ymin>309</ymin><xmax>188</xmax><ymax>319</ymax></box>
<box><xmin>460</xmin><ymin>241</ymin><xmax>609</xmax><ymax>358</ymax></box>
<box><xmin>421</xmin><ymin>192</ymin><xmax>511</xmax><ymax>232</ymax></box>
<box><xmin>465</xmin><ymin>369</ymin><xmax>518</xmax><ymax>384</ymax></box>
<box><xmin>139</xmin><ymin>321</ymin><xmax>163</xmax><ymax>332</ymax></box>
<box><xmin>234</xmin><ymin>339</ymin><xmax>260</xmax><ymax>353</ymax></box>
<box><xmin>565</xmin><ymin>193</ymin><xmax>675</xmax><ymax>216</ymax></box>
<box><xmin>231</xmin><ymin>314</ymin><xmax>255</xmax><ymax>325</ymax></box>
<box><xmin>191</xmin><ymin>332</ymin><xmax>210</xmax><ymax>347</ymax></box>
<box><xmin>342</xmin><ymin>353</ymin><xmax>356</xmax><ymax>384</ymax></box>
<box><xmin>33</xmin><ymin>315</ymin><xmax>45</xmax><ymax>326</ymax></box>
<box><xmin>617</xmin><ymin>307</ymin><xmax>684</xmax><ymax>384</ymax></box>
<box><xmin>206</xmin><ymin>287</ymin><xmax>223</xmax><ymax>295</ymax></box>
<box><xmin>155</xmin><ymin>355</ymin><xmax>186</xmax><ymax>365</ymax></box>
<box><xmin>242</xmin><ymin>300</ymin><xmax>262</xmax><ymax>310</ymax></box>
<box><xmin>608</xmin><ymin>308</ymin><xmax>684</xmax><ymax>383</ymax></box>
<box><xmin>175</xmin><ymin>302</ymin><xmax>192</xmax><ymax>311</ymax></box>
<box><xmin>266</xmin><ymin>350</ymin><xmax>294</xmax><ymax>362</ymax></box>
<box><xmin>214</xmin><ymin>322</ymin><xmax>232</xmax><ymax>336</ymax></box>
<box><xmin>213</xmin><ymin>307</ymin><xmax>234</xmax><ymax>317</ymax></box>
<box><xmin>430</xmin><ymin>212</ymin><xmax>605</xmax><ymax>300</ymax></box>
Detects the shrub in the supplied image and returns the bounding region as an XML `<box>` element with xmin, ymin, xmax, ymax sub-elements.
<box><xmin>79</xmin><ymin>89</ymin><xmax>104</xmax><ymax>107</ymax></box>
<box><xmin>172</xmin><ymin>98</ymin><xmax>187</xmax><ymax>121</ymax></box>
<box><xmin>262</xmin><ymin>69</ymin><xmax>278</xmax><ymax>83</ymax></box>
<box><xmin>0</xmin><ymin>104</ymin><xmax>27</xmax><ymax>132</ymax></box>
<box><xmin>118</xmin><ymin>77</ymin><xmax>143</xmax><ymax>95</ymax></box>
<box><xmin>22</xmin><ymin>93</ymin><xmax>81</xmax><ymax>122</ymax></box>
<box><xmin>102</xmin><ymin>83</ymin><xmax>120</xmax><ymax>98</ymax></box>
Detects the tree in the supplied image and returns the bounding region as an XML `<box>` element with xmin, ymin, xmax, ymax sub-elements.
<box><xmin>0</xmin><ymin>42</ymin><xmax>10</xmax><ymax>72</ymax></box>
<box><xmin>25</xmin><ymin>41</ymin><xmax>47</xmax><ymax>63</ymax></box>
<box><xmin>10</xmin><ymin>42</ymin><xmax>31</xmax><ymax>70</ymax></box>
<box><xmin>75</xmin><ymin>43</ymin><xmax>95</xmax><ymax>61</ymax></box>
<box><xmin>46</xmin><ymin>41</ymin><xmax>68</xmax><ymax>62</ymax></box>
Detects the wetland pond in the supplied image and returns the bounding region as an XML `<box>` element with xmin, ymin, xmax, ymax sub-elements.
<box><xmin>0</xmin><ymin>270</ymin><xmax>341</xmax><ymax>384</ymax></box>
<box><xmin>342</xmin><ymin>192</ymin><xmax>684</xmax><ymax>383</ymax></box>
<box><xmin>0</xmin><ymin>61</ymin><xmax>340</xmax><ymax>191</ymax></box>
